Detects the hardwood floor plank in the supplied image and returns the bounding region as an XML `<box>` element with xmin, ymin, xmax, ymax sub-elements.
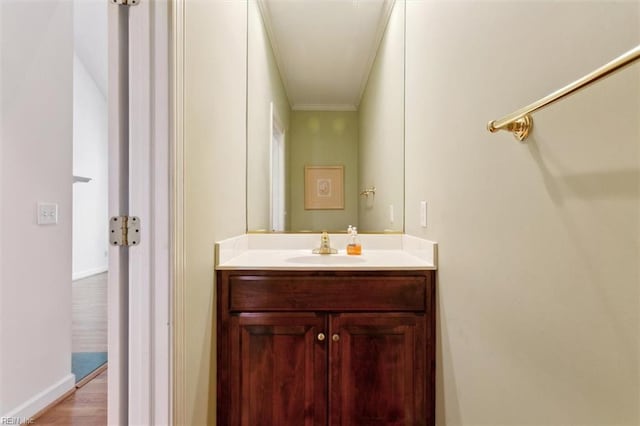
<box><xmin>33</xmin><ymin>273</ymin><xmax>109</xmax><ymax>424</ymax></box>
<box><xmin>75</xmin><ymin>363</ymin><xmax>108</xmax><ymax>388</ymax></box>
<box><xmin>33</xmin><ymin>370</ymin><xmax>108</xmax><ymax>425</ymax></box>
<box><xmin>72</xmin><ymin>272</ymin><xmax>107</xmax><ymax>353</ymax></box>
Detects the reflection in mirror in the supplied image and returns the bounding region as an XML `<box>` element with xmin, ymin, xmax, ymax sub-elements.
<box><xmin>247</xmin><ymin>0</ymin><xmax>405</xmax><ymax>233</ymax></box>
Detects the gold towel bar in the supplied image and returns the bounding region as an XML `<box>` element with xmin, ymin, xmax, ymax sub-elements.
<box><xmin>488</xmin><ymin>44</ymin><xmax>640</xmax><ymax>141</ymax></box>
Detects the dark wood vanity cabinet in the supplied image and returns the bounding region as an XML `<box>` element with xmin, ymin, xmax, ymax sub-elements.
<box><xmin>216</xmin><ymin>270</ymin><xmax>436</xmax><ymax>426</ymax></box>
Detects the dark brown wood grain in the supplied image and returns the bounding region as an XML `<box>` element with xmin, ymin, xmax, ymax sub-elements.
<box><xmin>329</xmin><ymin>313</ymin><xmax>426</xmax><ymax>426</ymax></box>
<box><xmin>229</xmin><ymin>274</ymin><xmax>426</xmax><ymax>312</ymax></box>
<box><xmin>231</xmin><ymin>313</ymin><xmax>327</xmax><ymax>426</ymax></box>
<box><xmin>216</xmin><ymin>269</ymin><xmax>436</xmax><ymax>426</ymax></box>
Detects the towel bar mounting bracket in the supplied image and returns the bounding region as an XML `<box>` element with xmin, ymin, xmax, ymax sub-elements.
<box><xmin>487</xmin><ymin>114</ymin><xmax>533</xmax><ymax>142</ymax></box>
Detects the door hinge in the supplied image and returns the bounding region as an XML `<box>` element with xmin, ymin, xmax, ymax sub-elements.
<box><xmin>110</xmin><ymin>216</ymin><xmax>141</xmax><ymax>247</ymax></box>
<box><xmin>111</xmin><ymin>0</ymin><xmax>139</xmax><ymax>6</ymax></box>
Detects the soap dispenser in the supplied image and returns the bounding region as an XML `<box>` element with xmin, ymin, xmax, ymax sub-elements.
<box><xmin>346</xmin><ymin>226</ymin><xmax>362</xmax><ymax>255</ymax></box>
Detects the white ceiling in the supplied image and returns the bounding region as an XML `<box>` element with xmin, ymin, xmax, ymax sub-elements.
<box><xmin>259</xmin><ymin>0</ymin><xmax>394</xmax><ymax>111</ymax></box>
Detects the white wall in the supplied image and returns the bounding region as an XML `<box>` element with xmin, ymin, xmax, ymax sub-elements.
<box><xmin>247</xmin><ymin>0</ymin><xmax>290</xmax><ymax>232</ymax></box>
<box><xmin>0</xmin><ymin>0</ymin><xmax>74</xmax><ymax>418</ymax></box>
<box><xmin>72</xmin><ymin>53</ymin><xmax>108</xmax><ymax>280</ymax></box>
<box><xmin>183</xmin><ymin>0</ymin><xmax>247</xmax><ymax>424</ymax></box>
<box><xmin>72</xmin><ymin>0</ymin><xmax>108</xmax><ymax>280</ymax></box>
<box><xmin>289</xmin><ymin>110</ymin><xmax>359</xmax><ymax>232</ymax></box>
<box><xmin>405</xmin><ymin>1</ymin><xmax>640</xmax><ymax>424</ymax></box>
<box><xmin>73</xmin><ymin>0</ymin><xmax>107</xmax><ymax>97</ymax></box>
<box><xmin>358</xmin><ymin>0</ymin><xmax>404</xmax><ymax>232</ymax></box>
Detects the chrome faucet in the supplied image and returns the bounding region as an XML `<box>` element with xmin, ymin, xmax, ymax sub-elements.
<box><xmin>312</xmin><ymin>231</ymin><xmax>337</xmax><ymax>255</ymax></box>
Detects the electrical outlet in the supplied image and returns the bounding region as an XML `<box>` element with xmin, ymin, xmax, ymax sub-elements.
<box><xmin>420</xmin><ymin>201</ymin><xmax>427</xmax><ymax>228</ymax></box>
<box><xmin>37</xmin><ymin>202</ymin><xmax>58</xmax><ymax>225</ymax></box>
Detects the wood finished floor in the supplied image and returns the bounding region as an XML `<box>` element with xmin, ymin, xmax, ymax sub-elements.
<box><xmin>72</xmin><ymin>272</ymin><xmax>107</xmax><ymax>353</ymax></box>
<box><xmin>33</xmin><ymin>370</ymin><xmax>107</xmax><ymax>425</ymax></box>
<box><xmin>34</xmin><ymin>273</ymin><xmax>109</xmax><ymax>424</ymax></box>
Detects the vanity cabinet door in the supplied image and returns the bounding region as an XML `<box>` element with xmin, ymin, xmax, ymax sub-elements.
<box><xmin>229</xmin><ymin>313</ymin><xmax>327</xmax><ymax>426</ymax></box>
<box><xmin>329</xmin><ymin>313</ymin><xmax>428</xmax><ymax>426</ymax></box>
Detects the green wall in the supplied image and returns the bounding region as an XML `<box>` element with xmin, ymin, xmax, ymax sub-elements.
<box><xmin>358</xmin><ymin>0</ymin><xmax>405</xmax><ymax>232</ymax></box>
<box><xmin>289</xmin><ymin>110</ymin><xmax>358</xmax><ymax>232</ymax></box>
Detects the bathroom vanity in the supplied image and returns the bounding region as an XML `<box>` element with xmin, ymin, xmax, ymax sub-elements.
<box><xmin>215</xmin><ymin>234</ymin><xmax>437</xmax><ymax>426</ymax></box>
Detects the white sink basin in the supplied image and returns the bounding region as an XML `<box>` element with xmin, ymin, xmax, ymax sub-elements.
<box><xmin>215</xmin><ymin>234</ymin><xmax>437</xmax><ymax>270</ymax></box>
<box><xmin>285</xmin><ymin>255</ymin><xmax>367</xmax><ymax>265</ymax></box>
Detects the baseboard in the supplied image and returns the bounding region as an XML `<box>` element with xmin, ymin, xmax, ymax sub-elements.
<box><xmin>75</xmin><ymin>363</ymin><xmax>108</xmax><ymax>389</ymax></box>
<box><xmin>72</xmin><ymin>266</ymin><xmax>108</xmax><ymax>281</ymax></box>
<box><xmin>2</xmin><ymin>373</ymin><xmax>75</xmax><ymax>421</ymax></box>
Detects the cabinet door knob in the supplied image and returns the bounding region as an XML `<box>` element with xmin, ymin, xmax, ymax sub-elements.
<box><xmin>332</xmin><ymin>334</ymin><xmax>340</xmax><ymax>342</ymax></box>
<box><xmin>317</xmin><ymin>333</ymin><xmax>326</xmax><ymax>341</ymax></box>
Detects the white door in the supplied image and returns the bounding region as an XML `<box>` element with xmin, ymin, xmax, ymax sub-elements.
<box><xmin>108</xmin><ymin>2</ymin><xmax>170</xmax><ymax>425</ymax></box>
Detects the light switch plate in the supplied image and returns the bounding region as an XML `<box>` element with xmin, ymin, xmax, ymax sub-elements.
<box><xmin>37</xmin><ymin>202</ymin><xmax>58</xmax><ymax>225</ymax></box>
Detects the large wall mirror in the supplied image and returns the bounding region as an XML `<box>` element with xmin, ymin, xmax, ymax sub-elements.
<box><xmin>247</xmin><ymin>0</ymin><xmax>405</xmax><ymax>233</ymax></box>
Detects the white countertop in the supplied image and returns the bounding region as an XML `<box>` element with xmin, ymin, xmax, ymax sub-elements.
<box><xmin>215</xmin><ymin>234</ymin><xmax>437</xmax><ymax>271</ymax></box>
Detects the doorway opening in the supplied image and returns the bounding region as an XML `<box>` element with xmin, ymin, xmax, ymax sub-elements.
<box><xmin>71</xmin><ymin>0</ymin><xmax>109</xmax><ymax>386</ymax></box>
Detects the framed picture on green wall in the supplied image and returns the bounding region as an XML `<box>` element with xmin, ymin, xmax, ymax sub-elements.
<box><xmin>304</xmin><ymin>166</ymin><xmax>344</xmax><ymax>210</ymax></box>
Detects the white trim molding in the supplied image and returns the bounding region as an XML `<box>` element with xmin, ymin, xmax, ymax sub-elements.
<box><xmin>151</xmin><ymin>1</ymin><xmax>172</xmax><ymax>424</ymax></box>
<box><xmin>108</xmin><ymin>1</ymin><xmax>171</xmax><ymax>424</ymax></box>
<box><xmin>292</xmin><ymin>103</ymin><xmax>357</xmax><ymax>111</ymax></box>
<box><xmin>129</xmin><ymin>0</ymin><xmax>172</xmax><ymax>424</ymax></box>
<box><xmin>128</xmin><ymin>0</ymin><xmax>153</xmax><ymax>422</ymax></box>
<box><xmin>2</xmin><ymin>374</ymin><xmax>74</xmax><ymax>421</ymax></box>
<box><xmin>170</xmin><ymin>0</ymin><xmax>186</xmax><ymax>424</ymax></box>
<box><xmin>107</xmin><ymin>4</ymin><xmax>130</xmax><ymax>424</ymax></box>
